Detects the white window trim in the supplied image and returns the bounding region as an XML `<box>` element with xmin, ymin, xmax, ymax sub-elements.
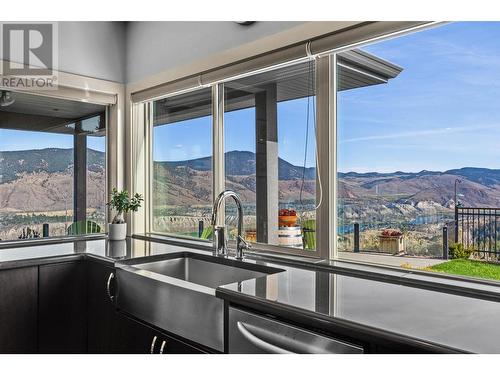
<box><xmin>0</xmin><ymin>64</ymin><xmax>125</xmax><ymax>231</ymax></box>
<box><xmin>127</xmin><ymin>22</ymin><xmax>444</xmax><ymax>259</ymax></box>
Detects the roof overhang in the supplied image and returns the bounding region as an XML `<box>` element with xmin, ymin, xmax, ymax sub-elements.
<box><xmin>154</xmin><ymin>48</ymin><xmax>403</xmax><ymax>126</ymax></box>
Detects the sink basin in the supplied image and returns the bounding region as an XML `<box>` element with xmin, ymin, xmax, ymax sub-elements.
<box><xmin>134</xmin><ymin>254</ymin><xmax>273</xmax><ymax>288</ymax></box>
<box><xmin>114</xmin><ymin>251</ymin><xmax>284</xmax><ymax>351</ymax></box>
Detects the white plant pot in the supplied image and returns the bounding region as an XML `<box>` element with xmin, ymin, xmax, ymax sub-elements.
<box><xmin>108</xmin><ymin>223</ymin><xmax>127</xmax><ymax>241</ymax></box>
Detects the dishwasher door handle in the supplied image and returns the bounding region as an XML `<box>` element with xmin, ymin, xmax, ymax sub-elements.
<box><xmin>237</xmin><ymin>321</ymin><xmax>294</xmax><ymax>354</ymax></box>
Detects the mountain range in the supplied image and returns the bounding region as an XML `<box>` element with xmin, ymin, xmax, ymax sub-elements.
<box><xmin>338</xmin><ymin>167</ymin><xmax>500</xmax><ymax>208</ymax></box>
<box><xmin>0</xmin><ymin>147</ymin><xmax>105</xmax><ymax>184</ymax></box>
<box><xmin>155</xmin><ymin>150</ymin><xmax>316</xmax><ymax>180</ymax></box>
<box><xmin>2</xmin><ymin>148</ymin><xmax>500</xmax><ymax>214</ymax></box>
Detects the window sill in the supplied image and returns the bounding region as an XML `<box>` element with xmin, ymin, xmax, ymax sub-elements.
<box><xmin>0</xmin><ymin>233</ymin><xmax>107</xmax><ymax>250</ymax></box>
<box><xmin>139</xmin><ymin>232</ymin><xmax>322</xmax><ymax>261</ymax></box>
<box><xmin>144</xmin><ymin>231</ymin><xmax>322</xmax><ymax>259</ymax></box>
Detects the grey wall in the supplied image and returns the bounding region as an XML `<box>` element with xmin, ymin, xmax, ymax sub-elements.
<box><xmin>125</xmin><ymin>21</ymin><xmax>305</xmax><ymax>84</ymax></box>
<box><xmin>1</xmin><ymin>21</ymin><xmax>312</xmax><ymax>84</ymax></box>
<box><xmin>58</xmin><ymin>21</ymin><xmax>306</xmax><ymax>84</ymax></box>
<box><xmin>58</xmin><ymin>22</ymin><xmax>126</xmax><ymax>83</ymax></box>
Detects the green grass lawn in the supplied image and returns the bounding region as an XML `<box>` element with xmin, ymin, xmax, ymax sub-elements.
<box><xmin>428</xmin><ymin>259</ymin><xmax>500</xmax><ymax>281</ymax></box>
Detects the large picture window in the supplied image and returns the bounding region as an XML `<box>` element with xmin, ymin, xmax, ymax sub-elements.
<box><xmin>152</xmin><ymin>88</ymin><xmax>213</xmax><ymax>238</ymax></box>
<box><xmin>336</xmin><ymin>22</ymin><xmax>500</xmax><ymax>281</ymax></box>
<box><xmin>223</xmin><ymin>60</ymin><xmax>317</xmax><ymax>251</ymax></box>
<box><xmin>0</xmin><ymin>92</ymin><xmax>106</xmax><ymax>240</ymax></box>
<box><xmin>145</xmin><ymin>22</ymin><xmax>500</xmax><ymax>280</ymax></box>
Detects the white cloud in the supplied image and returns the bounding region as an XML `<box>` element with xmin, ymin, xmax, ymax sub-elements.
<box><xmin>340</xmin><ymin>123</ymin><xmax>500</xmax><ymax>144</ymax></box>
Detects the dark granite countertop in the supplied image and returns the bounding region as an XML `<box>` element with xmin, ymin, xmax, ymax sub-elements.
<box><xmin>1</xmin><ymin>235</ymin><xmax>500</xmax><ymax>353</ymax></box>
<box><xmin>0</xmin><ymin>236</ymin><xmax>208</xmax><ymax>268</ymax></box>
<box><xmin>217</xmin><ymin>263</ymin><xmax>500</xmax><ymax>353</ymax></box>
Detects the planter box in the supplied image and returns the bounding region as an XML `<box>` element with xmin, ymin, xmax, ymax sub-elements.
<box><xmin>378</xmin><ymin>235</ymin><xmax>405</xmax><ymax>255</ymax></box>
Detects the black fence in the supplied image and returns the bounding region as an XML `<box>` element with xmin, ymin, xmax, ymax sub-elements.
<box><xmin>455</xmin><ymin>206</ymin><xmax>500</xmax><ymax>256</ymax></box>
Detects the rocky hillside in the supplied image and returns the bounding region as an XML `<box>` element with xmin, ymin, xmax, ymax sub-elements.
<box><xmin>2</xmin><ymin>147</ymin><xmax>500</xmax><ymax>218</ymax></box>
<box><xmin>0</xmin><ymin>148</ymin><xmax>316</xmax><ymax>213</ymax></box>
<box><xmin>153</xmin><ymin>150</ymin><xmax>316</xmax><ymax>206</ymax></box>
<box><xmin>339</xmin><ymin>168</ymin><xmax>500</xmax><ymax>208</ymax></box>
<box><xmin>0</xmin><ymin>147</ymin><xmax>105</xmax><ymax>184</ymax></box>
<box><xmin>338</xmin><ymin>168</ymin><xmax>500</xmax><ymax>225</ymax></box>
<box><xmin>155</xmin><ymin>150</ymin><xmax>316</xmax><ymax>180</ymax></box>
<box><xmin>0</xmin><ymin>148</ymin><xmax>105</xmax><ymax>213</ymax></box>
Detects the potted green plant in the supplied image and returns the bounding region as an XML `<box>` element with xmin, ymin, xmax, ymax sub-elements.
<box><xmin>107</xmin><ymin>188</ymin><xmax>143</xmax><ymax>240</ymax></box>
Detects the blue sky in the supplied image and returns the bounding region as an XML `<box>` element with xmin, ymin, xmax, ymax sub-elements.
<box><xmin>3</xmin><ymin>22</ymin><xmax>500</xmax><ymax>173</ymax></box>
<box><xmin>154</xmin><ymin>22</ymin><xmax>500</xmax><ymax>172</ymax></box>
<box><xmin>338</xmin><ymin>22</ymin><xmax>500</xmax><ymax>173</ymax></box>
<box><xmin>0</xmin><ymin>129</ymin><xmax>105</xmax><ymax>152</ymax></box>
<box><xmin>153</xmin><ymin>96</ymin><xmax>317</xmax><ymax>167</ymax></box>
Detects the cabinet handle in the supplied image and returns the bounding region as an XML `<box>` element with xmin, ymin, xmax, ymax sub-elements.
<box><xmin>106</xmin><ymin>272</ymin><xmax>115</xmax><ymax>303</ymax></box>
<box><xmin>159</xmin><ymin>340</ymin><xmax>167</xmax><ymax>354</ymax></box>
<box><xmin>150</xmin><ymin>336</ymin><xmax>158</xmax><ymax>354</ymax></box>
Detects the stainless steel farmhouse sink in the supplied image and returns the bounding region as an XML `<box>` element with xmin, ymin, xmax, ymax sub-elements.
<box><xmin>134</xmin><ymin>255</ymin><xmax>273</xmax><ymax>288</ymax></box>
<box><xmin>114</xmin><ymin>252</ymin><xmax>284</xmax><ymax>351</ymax></box>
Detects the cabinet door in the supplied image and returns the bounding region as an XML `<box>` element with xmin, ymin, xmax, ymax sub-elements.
<box><xmin>38</xmin><ymin>261</ymin><xmax>87</xmax><ymax>353</ymax></box>
<box><xmin>87</xmin><ymin>260</ymin><xmax>116</xmax><ymax>353</ymax></box>
<box><xmin>158</xmin><ymin>333</ymin><xmax>205</xmax><ymax>354</ymax></box>
<box><xmin>112</xmin><ymin>312</ymin><xmax>205</xmax><ymax>354</ymax></box>
<box><xmin>111</xmin><ymin>312</ymin><xmax>157</xmax><ymax>353</ymax></box>
<box><xmin>0</xmin><ymin>267</ymin><xmax>38</xmax><ymax>353</ymax></box>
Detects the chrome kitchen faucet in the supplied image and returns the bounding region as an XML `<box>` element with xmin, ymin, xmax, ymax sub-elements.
<box><xmin>211</xmin><ymin>190</ymin><xmax>250</xmax><ymax>259</ymax></box>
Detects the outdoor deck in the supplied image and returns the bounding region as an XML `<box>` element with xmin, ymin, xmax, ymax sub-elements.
<box><xmin>339</xmin><ymin>251</ymin><xmax>446</xmax><ymax>268</ymax></box>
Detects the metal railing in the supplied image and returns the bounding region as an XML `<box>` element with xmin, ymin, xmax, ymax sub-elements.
<box><xmin>455</xmin><ymin>206</ymin><xmax>500</xmax><ymax>256</ymax></box>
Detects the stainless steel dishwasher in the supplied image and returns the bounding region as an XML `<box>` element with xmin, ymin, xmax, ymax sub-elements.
<box><xmin>228</xmin><ymin>307</ymin><xmax>364</xmax><ymax>354</ymax></box>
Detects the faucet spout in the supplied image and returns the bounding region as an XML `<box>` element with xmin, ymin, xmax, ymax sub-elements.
<box><xmin>211</xmin><ymin>190</ymin><xmax>250</xmax><ymax>259</ymax></box>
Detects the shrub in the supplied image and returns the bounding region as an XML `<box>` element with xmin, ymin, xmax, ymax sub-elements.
<box><xmin>448</xmin><ymin>243</ymin><xmax>474</xmax><ymax>259</ymax></box>
<box><xmin>107</xmin><ymin>188</ymin><xmax>143</xmax><ymax>224</ymax></box>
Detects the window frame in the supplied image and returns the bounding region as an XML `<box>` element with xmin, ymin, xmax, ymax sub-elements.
<box><xmin>146</xmin><ymin>59</ymin><xmax>331</xmax><ymax>258</ymax></box>
<box><xmin>330</xmin><ymin>23</ymin><xmax>450</xmax><ymax>262</ymax></box>
<box><xmin>0</xmin><ymin>101</ymin><xmax>109</xmax><ymax>240</ymax></box>
<box><xmin>142</xmin><ymin>22</ymin><xmax>443</xmax><ymax>260</ymax></box>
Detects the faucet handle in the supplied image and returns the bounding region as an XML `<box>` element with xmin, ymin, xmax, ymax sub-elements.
<box><xmin>235</xmin><ymin>235</ymin><xmax>250</xmax><ymax>260</ymax></box>
<box><xmin>237</xmin><ymin>235</ymin><xmax>251</xmax><ymax>250</ymax></box>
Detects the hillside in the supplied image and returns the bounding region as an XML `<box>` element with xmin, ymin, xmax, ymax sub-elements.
<box><xmin>0</xmin><ymin>148</ymin><xmax>316</xmax><ymax>212</ymax></box>
<box><xmin>339</xmin><ymin>168</ymin><xmax>500</xmax><ymax>208</ymax></box>
<box><xmin>0</xmin><ymin>148</ymin><xmax>105</xmax><ymax>213</ymax></box>
<box><xmin>0</xmin><ymin>147</ymin><xmax>105</xmax><ymax>184</ymax></box>
<box><xmin>155</xmin><ymin>150</ymin><xmax>316</xmax><ymax>180</ymax></box>
<box><xmin>2</xmin><ymin>147</ymin><xmax>500</xmax><ymax>217</ymax></box>
<box><xmin>153</xmin><ymin>150</ymin><xmax>316</xmax><ymax>207</ymax></box>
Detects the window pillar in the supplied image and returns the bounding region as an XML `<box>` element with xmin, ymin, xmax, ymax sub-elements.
<box><xmin>213</xmin><ymin>84</ymin><xmax>225</xmax><ymax>227</ymax></box>
<box><xmin>74</xmin><ymin>122</ymin><xmax>87</xmax><ymax>225</ymax></box>
<box><xmin>255</xmin><ymin>83</ymin><xmax>279</xmax><ymax>245</ymax></box>
<box><xmin>316</xmin><ymin>55</ymin><xmax>335</xmax><ymax>259</ymax></box>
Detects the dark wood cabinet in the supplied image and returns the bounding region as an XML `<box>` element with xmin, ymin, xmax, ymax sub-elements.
<box><xmin>0</xmin><ymin>256</ymin><xmax>448</xmax><ymax>354</ymax></box>
<box><xmin>38</xmin><ymin>261</ymin><xmax>87</xmax><ymax>353</ymax></box>
<box><xmin>111</xmin><ymin>312</ymin><xmax>155</xmax><ymax>353</ymax></box>
<box><xmin>87</xmin><ymin>260</ymin><xmax>116</xmax><ymax>353</ymax></box>
<box><xmin>112</xmin><ymin>312</ymin><xmax>204</xmax><ymax>354</ymax></box>
<box><xmin>0</xmin><ymin>266</ymin><xmax>38</xmax><ymax>353</ymax></box>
